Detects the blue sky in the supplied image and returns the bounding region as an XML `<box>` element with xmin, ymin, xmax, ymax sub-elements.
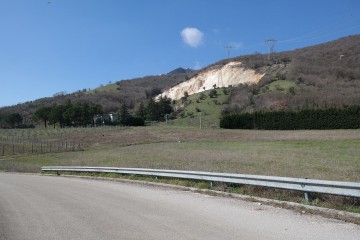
<box><xmin>0</xmin><ymin>0</ymin><xmax>359</xmax><ymax>107</ymax></box>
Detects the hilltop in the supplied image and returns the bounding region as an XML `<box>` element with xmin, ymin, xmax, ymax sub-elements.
<box><xmin>167</xmin><ymin>67</ymin><xmax>195</xmax><ymax>75</ymax></box>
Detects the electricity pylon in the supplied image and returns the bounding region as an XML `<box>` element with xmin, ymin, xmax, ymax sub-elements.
<box><xmin>264</xmin><ymin>39</ymin><xmax>277</xmax><ymax>60</ymax></box>
<box><xmin>224</xmin><ymin>45</ymin><xmax>234</xmax><ymax>58</ymax></box>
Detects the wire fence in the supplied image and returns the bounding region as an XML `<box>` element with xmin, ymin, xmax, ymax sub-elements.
<box><xmin>0</xmin><ymin>139</ymin><xmax>80</xmax><ymax>156</ymax></box>
<box><xmin>0</xmin><ymin>126</ymin><xmax>136</xmax><ymax>156</ymax></box>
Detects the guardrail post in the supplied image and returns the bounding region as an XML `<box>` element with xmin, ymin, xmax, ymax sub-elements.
<box><xmin>210</xmin><ymin>181</ymin><xmax>213</xmax><ymax>189</ymax></box>
<box><xmin>304</xmin><ymin>192</ymin><xmax>312</xmax><ymax>202</ymax></box>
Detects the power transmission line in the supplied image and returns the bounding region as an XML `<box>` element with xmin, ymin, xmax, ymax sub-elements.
<box><xmin>238</xmin><ymin>14</ymin><xmax>359</xmax><ymax>53</ymax></box>
<box><xmin>279</xmin><ymin>14</ymin><xmax>358</xmax><ymax>44</ymax></box>
<box><xmin>264</xmin><ymin>39</ymin><xmax>277</xmax><ymax>60</ymax></box>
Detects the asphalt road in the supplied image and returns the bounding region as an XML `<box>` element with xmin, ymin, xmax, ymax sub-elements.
<box><xmin>0</xmin><ymin>173</ymin><xmax>359</xmax><ymax>240</ymax></box>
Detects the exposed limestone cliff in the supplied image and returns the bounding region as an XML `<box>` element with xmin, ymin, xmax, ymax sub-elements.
<box><xmin>157</xmin><ymin>62</ymin><xmax>264</xmax><ymax>100</ymax></box>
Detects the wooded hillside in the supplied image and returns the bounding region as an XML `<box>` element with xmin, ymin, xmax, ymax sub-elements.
<box><xmin>0</xmin><ymin>71</ymin><xmax>195</xmax><ymax>125</ymax></box>
<box><xmin>221</xmin><ymin>35</ymin><xmax>360</xmax><ymax>115</ymax></box>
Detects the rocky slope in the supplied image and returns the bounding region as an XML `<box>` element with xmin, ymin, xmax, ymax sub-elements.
<box><xmin>158</xmin><ymin>62</ymin><xmax>264</xmax><ymax>100</ymax></box>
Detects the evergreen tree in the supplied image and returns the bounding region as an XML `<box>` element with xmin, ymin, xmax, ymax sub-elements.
<box><xmin>158</xmin><ymin>96</ymin><xmax>172</xmax><ymax>118</ymax></box>
<box><xmin>49</xmin><ymin>104</ymin><xmax>65</xmax><ymax>128</ymax></box>
<box><xmin>4</xmin><ymin>113</ymin><xmax>22</xmax><ymax>128</ymax></box>
<box><xmin>117</xmin><ymin>104</ymin><xmax>130</xmax><ymax>125</ymax></box>
<box><xmin>34</xmin><ymin>107</ymin><xmax>52</xmax><ymax>128</ymax></box>
<box><xmin>146</xmin><ymin>98</ymin><xmax>160</xmax><ymax>121</ymax></box>
<box><xmin>145</xmin><ymin>97</ymin><xmax>173</xmax><ymax>121</ymax></box>
<box><xmin>135</xmin><ymin>102</ymin><xmax>146</xmax><ymax>120</ymax></box>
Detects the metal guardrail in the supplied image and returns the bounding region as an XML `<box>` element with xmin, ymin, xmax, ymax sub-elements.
<box><xmin>41</xmin><ymin>166</ymin><xmax>360</xmax><ymax>199</ymax></box>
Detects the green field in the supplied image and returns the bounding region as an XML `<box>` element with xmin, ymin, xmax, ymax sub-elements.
<box><xmin>259</xmin><ymin>79</ymin><xmax>298</xmax><ymax>95</ymax></box>
<box><xmin>1</xmin><ymin>126</ymin><xmax>359</xmax><ymax>182</ymax></box>
<box><xmin>168</xmin><ymin>89</ymin><xmax>229</xmax><ymax>127</ymax></box>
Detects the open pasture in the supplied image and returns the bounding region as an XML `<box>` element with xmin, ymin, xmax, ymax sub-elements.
<box><xmin>0</xmin><ymin>126</ymin><xmax>359</xmax><ymax>182</ymax></box>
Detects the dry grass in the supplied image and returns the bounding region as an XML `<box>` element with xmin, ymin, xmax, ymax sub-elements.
<box><xmin>1</xmin><ymin>127</ymin><xmax>359</xmax><ymax>182</ymax></box>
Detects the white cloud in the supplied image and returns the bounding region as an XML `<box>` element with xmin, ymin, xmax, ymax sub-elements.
<box><xmin>181</xmin><ymin>27</ymin><xmax>204</xmax><ymax>48</ymax></box>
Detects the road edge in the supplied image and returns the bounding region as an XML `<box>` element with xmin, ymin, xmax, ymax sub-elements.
<box><xmin>36</xmin><ymin>172</ymin><xmax>360</xmax><ymax>225</ymax></box>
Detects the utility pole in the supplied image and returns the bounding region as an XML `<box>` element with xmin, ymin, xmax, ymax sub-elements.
<box><xmin>264</xmin><ymin>39</ymin><xmax>277</xmax><ymax>60</ymax></box>
<box><xmin>224</xmin><ymin>45</ymin><xmax>234</xmax><ymax>58</ymax></box>
<box><xmin>164</xmin><ymin>114</ymin><xmax>168</xmax><ymax>126</ymax></box>
<box><xmin>199</xmin><ymin>112</ymin><xmax>202</xmax><ymax>129</ymax></box>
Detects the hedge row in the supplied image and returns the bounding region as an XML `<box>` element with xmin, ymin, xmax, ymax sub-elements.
<box><xmin>220</xmin><ymin>106</ymin><xmax>360</xmax><ymax>130</ymax></box>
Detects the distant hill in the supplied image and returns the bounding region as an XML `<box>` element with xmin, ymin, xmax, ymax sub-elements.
<box><xmin>167</xmin><ymin>67</ymin><xmax>195</xmax><ymax>75</ymax></box>
<box><xmin>0</xmin><ymin>71</ymin><xmax>195</xmax><ymax>123</ymax></box>
<box><xmin>1</xmin><ymin>35</ymin><xmax>359</xmax><ymax>125</ymax></box>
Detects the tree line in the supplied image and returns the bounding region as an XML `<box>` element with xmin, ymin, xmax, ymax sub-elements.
<box><xmin>34</xmin><ymin>101</ymin><xmax>103</xmax><ymax>128</ymax></box>
<box><xmin>0</xmin><ymin>96</ymin><xmax>174</xmax><ymax>129</ymax></box>
<box><xmin>113</xmin><ymin>96</ymin><xmax>174</xmax><ymax>126</ymax></box>
<box><xmin>220</xmin><ymin>106</ymin><xmax>360</xmax><ymax>130</ymax></box>
<box><xmin>0</xmin><ymin>112</ymin><xmax>25</xmax><ymax>129</ymax></box>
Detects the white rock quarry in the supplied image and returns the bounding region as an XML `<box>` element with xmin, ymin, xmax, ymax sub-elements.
<box><xmin>157</xmin><ymin>62</ymin><xmax>265</xmax><ymax>100</ymax></box>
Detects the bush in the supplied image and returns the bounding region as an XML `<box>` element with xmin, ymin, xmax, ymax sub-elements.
<box><xmin>128</xmin><ymin>116</ymin><xmax>145</xmax><ymax>126</ymax></box>
<box><xmin>209</xmin><ymin>89</ymin><xmax>218</xmax><ymax>98</ymax></box>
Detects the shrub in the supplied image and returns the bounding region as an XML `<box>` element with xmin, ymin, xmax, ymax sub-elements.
<box><xmin>209</xmin><ymin>89</ymin><xmax>218</xmax><ymax>98</ymax></box>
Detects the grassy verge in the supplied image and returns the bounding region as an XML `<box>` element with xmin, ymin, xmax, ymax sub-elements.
<box><xmin>5</xmin><ymin>138</ymin><xmax>360</xmax><ymax>182</ymax></box>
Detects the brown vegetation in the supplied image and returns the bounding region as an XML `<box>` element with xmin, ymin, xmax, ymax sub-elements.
<box><xmin>221</xmin><ymin>35</ymin><xmax>360</xmax><ymax>115</ymax></box>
